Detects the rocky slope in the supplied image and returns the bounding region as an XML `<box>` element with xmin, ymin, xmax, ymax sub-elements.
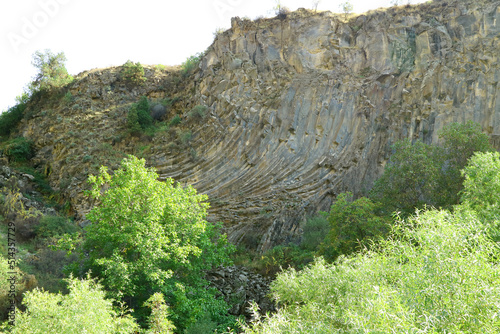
<box><xmin>17</xmin><ymin>0</ymin><xmax>500</xmax><ymax>251</ymax></box>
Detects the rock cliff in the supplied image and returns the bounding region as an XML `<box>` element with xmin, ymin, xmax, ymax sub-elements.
<box><xmin>17</xmin><ymin>0</ymin><xmax>500</xmax><ymax>251</ymax></box>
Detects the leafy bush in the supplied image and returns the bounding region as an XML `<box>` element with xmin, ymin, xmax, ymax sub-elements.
<box><xmin>244</xmin><ymin>209</ymin><xmax>500</xmax><ymax>333</ymax></box>
<box><xmin>188</xmin><ymin>105</ymin><xmax>207</xmax><ymax>120</ymax></box>
<box><xmin>121</xmin><ymin>60</ymin><xmax>146</xmax><ymax>85</ymax></box>
<box><xmin>2</xmin><ymin>137</ymin><xmax>34</xmax><ymax>162</ymax></box>
<box><xmin>127</xmin><ymin>96</ymin><xmax>152</xmax><ymax>134</ymax></box>
<box><xmin>0</xmin><ymin>93</ymin><xmax>29</xmax><ymax>137</ymax></box>
<box><xmin>168</xmin><ymin>114</ymin><xmax>182</xmax><ymax>127</ymax></box>
<box><xmin>35</xmin><ymin>215</ymin><xmax>78</xmax><ymax>239</ymax></box>
<box><xmin>370</xmin><ymin>140</ymin><xmax>442</xmax><ymax>215</ymax></box>
<box><xmin>181</xmin><ymin>53</ymin><xmax>202</xmax><ymax>77</ymax></box>
<box><xmin>436</xmin><ymin>121</ymin><xmax>494</xmax><ymax>207</ymax></box>
<box><xmin>30</xmin><ymin>50</ymin><xmax>73</xmax><ymax>93</ymax></box>
<box><xmin>257</xmin><ymin>244</ymin><xmax>313</xmax><ymax>276</ymax></box>
<box><xmin>299</xmin><ymin>213</ymin><xmax>329</xmax><ymax>251</ymax></box>
<box><xmin>143</xmin><ymin>293</ymin><xmax>175</xmax><ymax>334</ymax></box>
<box><xmin>460</xmin><ymin>151</ymin><xmax>500</xmax><ymax>241</ymax></box>
<box><xmin>370</xmin><ymin>122</ymin><xmax>494</xmax><ymax>214</ymax></box>
<box><xmin>320</xmin><ymin>193</ymin><xmax>390</xmax><ymax>260</ymax></box>
<box><xmin>0</xmin><ymin>255</ymin><xmax>37</xmax><ymax>322</ymax></box>
<box><xmin>135</xmin><ymin>96</ymin><xmax>152</xmax><ymax>128</ymax></box>
<box><xmin>70</xmin><ymin>155</ymin><xmax>234</xmax><ymax>331</ymax></box>
<box><xmin>10</xmin><ymin>275</ymin><xmax>139</xmax><ymax>333</ymax></box>
<box><xmin>180</xmin><ymin>130</ymin><xmax>192</xmax><ymax>145</ymax></box>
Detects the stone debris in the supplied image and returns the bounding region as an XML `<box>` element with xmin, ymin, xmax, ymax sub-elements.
<box><xmin>206</xmin><ymin>266</ymin><xmax>276</xmax><ymax>319</ymax></box>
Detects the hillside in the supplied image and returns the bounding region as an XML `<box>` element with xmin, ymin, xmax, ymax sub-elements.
<box><xmin>11</xmin><ymin>0</ymin><xmax>500</xmax><ymax>252</ymax></box>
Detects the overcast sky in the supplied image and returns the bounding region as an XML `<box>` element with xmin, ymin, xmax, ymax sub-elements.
<box><xmin>0</xmin><ymin>0</ymin><xmax>426</xmax><ymax>112</ymax></box>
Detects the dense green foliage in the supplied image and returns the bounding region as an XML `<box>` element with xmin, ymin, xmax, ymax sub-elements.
<box><xmin>370</xmin><ymin>121</ymin><xmax>494</xmax><ymax>214</ymax></box>
<box><xmin>1</xmin><ymin>137</ymin><xmax>34</xmax><ymax>162</ymax></box>
<box><xmin>121</xmin><ymin>60</ymin><xmax>146</xmax><ymax>85</ymax></box>
<box><xmin>437</xmin><ymin>121</ymin><xmax>494</xmax><ymax>206</ymax></box>
<box><xmin>143</xmin><ymin>293</ymin><xmax>175</xmax><ymax>334</ymax></box>
<box><xmin>127</xmin><ymin>96</ymin><xmax>153</xmax><ymax>134</ymax></box>
<box><xmin>299</xmin><ymin>213</ymin><xmax>329</xmax><ymax>252</ymax></box>
<box><xmin>70</xmin><ymin>155</ymin><xmax>235</xmax><ymax>331</ymax></box>
<box><xmin>30</xmin><ymin>50</ymin><xmax>73</xmax><ymax>93</ymax></box>
<box><xmin>9</xmin><ymin>275</ymin><xmax>138</xmax><ymax>334</ymax></box>
<box><xmin>244</xmin><ymin>207</ymin><xmax>500</xmax><ymax>333</ymax></box>
<box><xmin>370</xmin><ymin>140</ymin><xmax>442</xmax><ymax>214</ymax></box>
<box><xmin>460</xmin><ymin>151</ymin><xmax>500</xmax><ymax>239</ymax></box>
<box><xmin>34</xmin><ymin>215</ymin><xmax>78</xmax><ymax>239</ymax></box>
<box><xmin>0</xmin><ymin>94</ymin><xmax>29</xmax><ymax>137</ymax></box>
<box><xmin>320</xmin><ymin>192</ymin><xmax>390</xmax><ymax>260</ymax></box>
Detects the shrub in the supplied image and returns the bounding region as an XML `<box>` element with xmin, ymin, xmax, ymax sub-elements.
<box><xmin>181</xmin><ymin>53</ymin><xmax>202</xmax><ymax>77</ymax></box>
<box><xmin>244</xmin><ymin>209</ymin><xmax>500</xmax><ymax>333</ymax></box>
<box><xmin>179</xmin><ymin>130</ymin><xmax>192</xmax><ymax>145</ymax></box>
<box><xmin>63</xmin><ymin>91</ymin><xmax>73</xmax><ymax>104</ymax></box>
<box><xmin>127</xmin><ymin>97</ymin><xmax>152</xmax><ymax>134</ymax></box>
<box><xmin>0</xmin><ymin>255</ymin><xmax>37</xmax><ymax>322</ymax></box>
<box><xmin>70</xmin><ymin>156</ymin><xmax>234</xmax><ymax>331</ymax></box>
<box><xmin>370</xmin><ymin>140</ymin><xmax>442</xmax><ymax>215</ymax></box>
<box><xmin>126</xmin><ymin>108</ymin><xmax>142</xmax><ymax>135</ymax></box>
<box><xmin>2</xmin><ymin>137</ymin><xmax>34</xmax><ymax>162</ymax></box>
<box><xmin>188</xmin><ymin>105</ymin><xmax>207</xmax><ymax>120</ymax></box>
<box><xmin>460</xmin><ymin>151</ymin><xmax>500</xmax><ymax>240</ymax></box>
<box><xmin>320</xmin><ymin>192</ymin><xmax>390</xmax><ymax>260</ymax></box>
<box><xmin>168</xmin><ymin>115</ymin><xmax>182</xmax><ymax>127</ymax></box>
<box><xmin>10</xmin><ymin>275</ymin><xmax>139</xmax><ymax>333</ymax></box>
<box><xmin>299</xmin><ymin>213</ymin><xmax>329</xmax><ymax>251</ymax></box>
<box><xmin>0</xmin><ymin>93</ymin><xmax>29</xmax><ymax>137</ymax></box>
<box><xmin>121</xmin><ymin>60</ymin><xmax>146</xmax><ymax>85</ymax></box>
<box><xmin>135</xmin><ymin>96</ymin><xmax>152</xmax><ymax>128</ymax></box>
<box><xmin>30</xmin><ymin>50</ymin><xmax>73</xmax><ymax>93</ymax></box>
<box><xmin>436</xmin><ymin>121</ymin><xmax>494</xmax><ymax>207</ymax></box>
<box><xmin>257</xmin><ymin>244</ymin><xmax>313</xmax><ymax>276</ymax></box>
<box><xmin>370</xmin><ymin>122</ymin><xmax>494</xmax><ymax>214</ymax></box>
<box><xmin>143</xmin><ymin>293</ymin><xmax>175</xmax><ymax>334</ymax></box>
<box><xmin>35</xmin><ymin>215</ymin><xmax>78</xmax><ymax>239</ymax></box>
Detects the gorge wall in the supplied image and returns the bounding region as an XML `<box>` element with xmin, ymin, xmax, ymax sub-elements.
<box><xmin>19</xmin><ymin>0</ymin><xmax>500</xmax><ymax>251</ymax></box>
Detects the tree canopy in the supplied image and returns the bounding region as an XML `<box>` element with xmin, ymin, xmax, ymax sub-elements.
<box><xmin>72</xmin><ymin>155</ymin><xmax>234</xmax><ymax>331</ymax></box>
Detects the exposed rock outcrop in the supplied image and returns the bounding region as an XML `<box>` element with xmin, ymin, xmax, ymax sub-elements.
<box><xmin>206</xmin><ymin>266</ymin><xmax>275</xmax><ymax>319</ymax></box>
<box><xmin>18</xmin><ymin>0</ymin><xmax>500</xmax><ymax>252</ymax></box>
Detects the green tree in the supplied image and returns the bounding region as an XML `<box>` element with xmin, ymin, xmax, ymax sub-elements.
<box><xmin>121</xmin><ymin>60</ymin><xmax>146</xmax><ymax>85</ymax></box>
<box><xmin>30</xmin><ymin>50</ymin><xmax>73</xmax><ymax>93</ymax></box>
<box><xmin>127</xmin><ymin>96</ymin><xmax>152</xmax><ymax>134</ymax></box>
<box><xmin>320</xmin><ymin>192</ymin><xmax>390</xmax><ymax>260</ymax></box>
<box><xmin>370</xmin><ymin>122</ymin><xmax>493</xmax><ymax>214</ymax></box>
<box><xmin>370</xmin><ymin>140</ymin><xmax>442</xmax><ymax>215</ymax></box>
<box><xmin>437</xmin><ymin>121</ymin><xmax>494</xmax><ymax>207</ymax></box>
<box><xmin>10</xmin><ymin>275</ymin><xmax>138</xmax><ymax>334</ymax></box>
<box><xmin>74</xmin><ymin>155</ymin><xmax>234</xmax><ymax>330</ymax></box>
<box><xmin>339</xmin><ymin>0</ymin><xmax>353</xmax><ymax>18</ymax></box>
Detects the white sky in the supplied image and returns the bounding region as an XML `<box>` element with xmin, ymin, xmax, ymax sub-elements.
<box><xmin>0</xmin><ymin>0</ymin><xmax>426</xmax><ymax>112</ymax></box>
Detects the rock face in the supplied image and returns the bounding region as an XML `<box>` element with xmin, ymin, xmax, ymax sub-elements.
<box><xmin>206</xmin><ymin>266</ymin><xmax>275</xmax><ymax>319</ymax></box>
<box><xmin>20</xmin><ymin>0</ymin><xmax>500</xmax><ymax>252</ymax></box>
